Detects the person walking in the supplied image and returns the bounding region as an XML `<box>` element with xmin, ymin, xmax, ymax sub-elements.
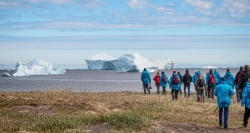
<box><xmin>224</xmin><ymin>69</ymin><xmax>234</xmax><ymax>88</ymax></box>
<box><xmin>195</xmin><ymin>71</ymin><xmax>207</xmax><ymax>102</ymax></box>
<box><xmin>141</xmin><ymin>68</ymin><xmax>151</xmax><ymax>94</ymax></box>
<box><xmin>169</xmin><ymin>70</ymin><xmax>181</xmax><ymax>100</ymax></box>
<box><xmin>214</xmin><ymin>69</ymin><xmax>221</xmax><ymax>85</ymax></box>
<box><xmin>160</xmin><ymin>71</ymin><xmax>169</xmax><ymax>95</ymax></box>
<box><xmin>214</xmin><ymin>77</ymin><xmax>234</xmax><ymax>129</ymax></box>
<box><xmin>183</xmin><ymin>69</ymin><xmax>192</xmax><ymax>98</ymax></box>
<box><xmin>177</xmin><ymin>71</ymin><xmax>183</xmax><ymax>95</ymax></box>
<box><xmin>206</xmin><ymin>69</ymin><xmax>216</xmax><ymax>99</ymax></box>
<box><xmin>235</xmin><ymin>66</ymin><xmax>244</xmax><ymax>102</ymax></box>
<box><xmin>153</xmin><ymin>72</ymin><xmax>161</xmax><ymax>94</ymax></box>
<box><xmin>238</xmin><ymin>65</ymin><xmax>250</xmax><ymax>101</ymax></box>
<box><xmin>241</xmin><ymin>78</ymin><xmax>250</xmax><ymax>128</ymax></box>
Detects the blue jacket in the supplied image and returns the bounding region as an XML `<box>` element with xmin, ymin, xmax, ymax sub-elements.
<box><xmin>214</xmin><ymin>70</ymin><xmax>221</xmax><ymax>85</ymax></box>
<box><xmin>205</xmin><ymin>73</ymin><xmax>209</xmax><ymax>86</ymax></box>
<box><xmin>141</xmin><ymin>70</ymin><xmax>151</xmax><ymax>84</ymax></box>
<box><xmin>169</xmin><ymin>72</ymin><xmax>181</xmax><ymax>90</ymax></box>
<box><xmin>192</xmin><ymin>71</ymin><xmax>198</xmax><ymax>86</ymax></box>
<box><xmin>224</xmin><ymin>71</ymin><xmax>234</xmax><ymax>88</ymax></box>
<box><xmin>241</xmin><ymin>82</ymin><xmax>250</xmax><ymax>109</ymax></box>
<box><xmin>214</xmin><ymin>77</ymin><xmax>234</xmax><ymax>107</ymax></box>
<box><xmin>160</xmin><ymin>73</ymin><xmax>169</xmax><ymax>87</ymax></box>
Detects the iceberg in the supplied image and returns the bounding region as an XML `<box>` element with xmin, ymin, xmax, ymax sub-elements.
<box><xmin>2</xmin><ymin>72</ymin><xmax>11</xmax><ymax>77</ymax></box>
<box><xmin>201</xmin><ymin>66</ymin><xmax>218</xmax><ymax>69</ymax></box>
<box><xmin>85</xmin><ymin>53</ymin><xmax>174</xmax><ymax>72</ymax></box>
<box><xmin>13</xmin><ymin>59</ymin><xmax>66</xmax><ymax>76</ymax></box>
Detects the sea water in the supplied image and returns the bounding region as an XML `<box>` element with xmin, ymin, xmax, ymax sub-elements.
<box><xmin>0</xmin><ymin>68</ymin><xmax>240</xmax><ymax>92</ymax></box>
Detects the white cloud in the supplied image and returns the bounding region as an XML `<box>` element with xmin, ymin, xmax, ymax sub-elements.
<box><xmin>183</xmin><ymin>0</ymin><xmax>214</xmax><ymax>15</ymax></box>
<box><xmin>215</xmin><ymin>0</ymin><xmax>250</xmax><ymax>18</ymax></box>
<box><xmin>20</xmin><ymin>0</ymin><xmax>71</xmax><ymax>3</ymax></box>
<box><xmin>0</xmin><ymin>1</ymin><xmax>18</xmax><ymax>6</ymax></box>
<box><xmin>126</xmin><ymin>0</ymin><xmax>149</xmax><ymax>9</ymax></box>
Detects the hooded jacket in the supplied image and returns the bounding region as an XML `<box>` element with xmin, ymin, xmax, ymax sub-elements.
<box><xmin>238</xmin><ymin>69</ymin><xmax>250</xmax><ymax>90</ymax></box>
<box><xmin>160</xmin><ymin>73</ymin><xmax>169</xmax><ymax>87</ymax></box>
<box><xmin>241</xmin><ymin>82</ymin><xmax>250</xmax><ymax>109</ymax></box>
<box><xmin>214</xmin><ymin>70</ymin><xmax>221</xmax><ymax>84</ymax></box>
<box><xmin>192</xmin><ymin>71</ymin><xmax>198</xmax><ymax>86</ymax></box>
<box><xmin>169</xmin><ymin>72</ymin><xmax>181</xmax><ymax>90</ymax></box>
<box><xmin>224</xmin><ymin>71</ymin><xmax>234</xmax><ymax>88</ymax></box>
<box><xmin>153</xmin><ymin>74</ymin><xmax>161</xmax><ymax>84</ymax></box>
<box><xmin>214</xmin><ymin>77</ymin><xmax>234</xmax><ymax>107</ymax></box>
<box><xmin>195</xmin><ymin>72</ymin><xmax>206</xmax><ymax>90</ymax></box>
<box><xmin>141</xmin><ymin>70</ymin><xmax>151</xmax><ymax>84</ymax></box>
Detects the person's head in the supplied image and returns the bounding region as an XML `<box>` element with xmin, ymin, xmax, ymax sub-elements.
<box><xmin>157</xmin><ymin>71</ymin><xmax>159</xmax><ymax>75</ymax></box>
<box><xmin>143</xmin><ymin>68</ymin><xmax>146</xmax><ymax>71</ymax></box>
<box><xmin>244</xmin><ymin>65</ymin><xmax>249</xmax><ymax>71</ymax></box>
<box><xmin>240</xmin><ymin>66</ymin><xmax>243</xmax><ymax>71</ymax></box>
<box><xmin>227</xmin><ymin>68</ymin><xmax>230</xmax><ymax>72</ymax></box>
<box><xmin>173</xmin><ymin>70</ymin><xmax>176</xmax><ymax>74</ymax></box>
<box><xmin>161</xmin><ymin>71</ymin><xmax>164</xmax><ymax>75</ymax></box>
<box><xmin>177</xmin><ymin>71</ymin><xmax>180</xmax><ymax>74</ymax></box>
<box><xmin>209</xmin><ymin>69</ymin><xmax>213</xmax><ymax>73</ymax></box>
<box><xmin>186</xmin><ymin>69</ymin><xmax>189</xmax><ymax>73</ymax></box>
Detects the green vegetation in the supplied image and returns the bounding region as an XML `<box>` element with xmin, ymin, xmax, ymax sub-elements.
<box><xmin>0</xmin><ymin>90</ymin><xmax>246</xmax><ymax>132</ymax></box>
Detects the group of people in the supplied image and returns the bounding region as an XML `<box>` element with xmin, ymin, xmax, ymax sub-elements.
<box><xmin>141</xmin><ymin>65</ymin><xmax>250</xmax><ymax>129</ymax></box>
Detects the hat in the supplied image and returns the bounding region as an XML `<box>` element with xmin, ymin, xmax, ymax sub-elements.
<box><xmin>173</xmin><ymin>70</ymin><xmax>176</xmax><ymax>73</ymax></box>
<box><xmin>143</xmin><ymin>68</ymin><xmax>146</xmax><ymax>71</ymax></box>
<box><xmin>161</xmin><ymin>71</ymin><xmax>164</xmax><ymax>74</ymax></box>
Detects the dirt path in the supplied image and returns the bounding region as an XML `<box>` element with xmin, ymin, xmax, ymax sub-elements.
<box><xmin>146</xmin><ymin>120</ymin><xmax>249</xmax><ymax>133</ymax></box>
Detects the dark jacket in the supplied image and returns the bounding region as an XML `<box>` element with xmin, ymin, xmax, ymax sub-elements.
<box><xmin>239</xmin><ymin>70</ymin><xmax>250</xmax><ymax>91</ymax></box>
<box><xmin>183</xmin><ymin>73</ymin><xmax>192</xmax><ymax>86</ymax></box>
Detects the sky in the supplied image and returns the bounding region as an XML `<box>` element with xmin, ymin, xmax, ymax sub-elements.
<box><xmin>0</xmin><ymin>0</ymin><xmax>250</xmax><ymax>69</ymax></box>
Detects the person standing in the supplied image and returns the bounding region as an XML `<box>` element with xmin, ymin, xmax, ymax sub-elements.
<box><xmin>224</xmin><ymin>69</ymin><xmax>234</xmax><ymax>88</ymax></box>
<box><xmin>195</xmin><ymin>71</ymin><xmax>207</xmax><ymax>102</ymax></box>
<box><xmin>182</xmin><ymin>69</ymin><xmax>192</xmax><ymax>98</ymax></box>
<box><xmin>238</xmin><ymin>65</ymin><xmax>250</xmax><ymax>101</ymax></box>
<box><xmin>214</xmin><ymin>77</ymin><xmax>234</xmax><ymax>129</ymax></box>
<box><xmin>177</xmin><ymin>71</ymin><xmax>183</xmax><ymax>95</ymax></box>
<box><xmin>160</xmin><ymin>71</ymin><xmax>169</xmax><ymax>95</ymax></box>
<box><xmin>214</xmin><ymin>69</ymin><xmax>221</xmax><ymax>85</ymax></box>
<box><xmin>141</xmin><ymin>68</ymin><xmax>151</xmax><ymax>94</ymax></box>
<box><xmin>153</xmin><ymin>72</ymin><xmax>161</xmax><ymax>94</ymax></box>
<box><xmin>169</xmin><ymin>70</ymin><xmax>181</xmax><ymax>100</ymax></box>
<box><xmin>206</xmin><ymin>69</ymin><xmax>216</xmax><ymax>99</ymax></box>
<box><xmin>235</xmin><ymin>66</ymin><xmax>244</xmax><ymax>102</ymax></box>
<box><xmin>241</xmin><ymin>78</ymin><xmax>250</xmax><ymax>128</ymax></box>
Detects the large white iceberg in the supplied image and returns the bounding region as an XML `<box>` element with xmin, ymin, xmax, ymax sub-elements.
<box><xmin>85</xmin><ymin>53</ymin><xmax>174</xmax><ymax>72</ymax></box>
<box><xmin>13</xmin><ymin>59</ymin><xmax>66</xmax><ymax>76</ymax></box>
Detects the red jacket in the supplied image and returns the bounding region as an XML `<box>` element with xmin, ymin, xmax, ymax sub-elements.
<box><xmin>153</xmin><ymin>75</ymin><xmax>161</xmax><ymax>83</ymax></box>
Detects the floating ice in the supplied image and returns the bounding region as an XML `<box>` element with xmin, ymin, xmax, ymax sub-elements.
<box><xmin>86</xmin><ymin>53</ymin><xmax>174</xmax><ymax>72</ymax></box>
<box><xmin>2</xmin><ymin>72</ymin><xmax>11</xmax><ymax>77</ymax></box>
<box><xmin>13</xmin><ymin>59</ymin><xmax>66</xmax><ymax>76</ymax></box>
<box><xmin>201</xmin><ymin>66</ymin><xmax>218</xmax><ymax>69</ymax></box>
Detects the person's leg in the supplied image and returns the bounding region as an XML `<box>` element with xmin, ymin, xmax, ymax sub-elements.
<box><xmin>211</xmin><ymin>86</ymin><xmax>215</xmax><ymax>99</ymax></box>
<box><xmin>184</xmin><ymin>86</ymin><xmax>187</xmax><ymax>97</ymax></box>
<box><xmin>236</xmin><ymin>89</ymin><xmax>240</xmax><ymax>102</ymax></box>
<box><xmin>171</xmin><ymin>89</ymin><xmax>174</xmax><ymax>100</ymax></box>
<box><xmin>224</xmin><ymin>107</ymin><xmax>229</xmax><ymax>128</ymax></box>
<box><xmin>243</xmin><ymin>106</ymin><xmax>250</xmax><ymax>127</ymax></box>
<box><xmin>146</xmin><ymin>84</ymin><xmax>150</xmax><ymax>94</ymax></box>
<box><xmin>239</xmin><ymin>90</ymin><xmax>242</xmax><ymax>101</ymax></box>
<box><xmin>179</xmin><ymin>84</ymin><xmax>182</xmax><ymax>94</ymax></box>
<box><xmin>207</xmin><ymin>86</ymin><xmax>211</xmax><ymax>98</ymax></box>
<box><xmin>143</xmin><ymin>84</ymin><xmax>147</xmax><ymax>94</ymax></box>
<box><xmin>201</xmin><ymin>90</ymin><xmax>205</xmax><ymax>102</ymax></box>
<box><xmin>175</xmin><ymin>90</ymin><xmax>179</xmax><ymax>100</ymax></box>
<box><xmin>187</xmin><ymin>86</ymin><xmax>190</xmax><ymax>98</ymax></box>
<box><xmin>162</xmin><ymin>87</ymin><xmax>166</xmax><ymax>95</ymax></box>
<box><xmin>219</xmin><ymin>107</ymin><xmax>223</xmax><ymax>126</ymax></box>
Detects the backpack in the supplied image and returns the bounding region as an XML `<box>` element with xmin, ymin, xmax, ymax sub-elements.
<box><xmin>209</xmin><ymin>74</ymin><xmax>215</xmax><ymax>84</ymax></box>
<box><xmin>236</xmin><ymin>71</ymin><xmax>243</xmax><ymax>85</ymax></box>
<box><xmin>198</xmin><ymin>76</ymin><xmax>204</xmax><ymax>87</ymax></box>
<box><xmin>162</xmin><ymin>76</ymin><xmax>168</xmax><ymax>83</ymax></box>
<box><xmin>172</xmin><ymin>75</ymin><xmax>180</xmax><ymax>85</ymax></box>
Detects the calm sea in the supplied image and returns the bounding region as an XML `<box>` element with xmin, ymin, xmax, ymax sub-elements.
<box><xmin>0</xmin><ymin>68</ymin><xmax>240</xmax><ymax>92</ymax></box>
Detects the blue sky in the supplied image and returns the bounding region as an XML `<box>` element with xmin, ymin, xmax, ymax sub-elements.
<box><xmin>0</xmin><ymin>0</ymin><xmax>250</xmax><ymax>69</ymax></box>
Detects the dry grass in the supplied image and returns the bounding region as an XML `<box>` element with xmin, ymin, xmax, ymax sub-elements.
<box><xmin>0</xmin><ymin>90</ymin><xmax>246</xmax><ymax>132</ymax></box>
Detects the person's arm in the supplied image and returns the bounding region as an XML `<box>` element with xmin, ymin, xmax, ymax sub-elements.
<box><xmin>241</xmin><ymin>87</ymin><xmax>247</xmax><ymax>106</ymax></box>
<box><xmin>148</xmin><ymin>73</ymin><xmax>151</xmax><ymax>83</ymax></box>
<box><xmin>214</xmin><ymin>86</ymin><xmax>218</xmax><ymax>97</ymax></box>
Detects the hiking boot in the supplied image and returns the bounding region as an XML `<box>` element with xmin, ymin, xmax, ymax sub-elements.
<box><xmin>242</xmin><ymin>123</ymin><xmax>247</xmax><ymax>128</ymax></box>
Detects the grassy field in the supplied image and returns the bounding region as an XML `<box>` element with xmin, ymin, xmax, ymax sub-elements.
<box><xmin>0</xmin><ymin>90</ymin><xmax>247</xmax><ymax>133</ymax></box>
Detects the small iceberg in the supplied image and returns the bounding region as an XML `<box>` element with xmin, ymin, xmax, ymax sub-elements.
<box><xmin>2</xmin><ymin>72</ymin><xmax>11</xmax><ymax>77</ymax></box>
